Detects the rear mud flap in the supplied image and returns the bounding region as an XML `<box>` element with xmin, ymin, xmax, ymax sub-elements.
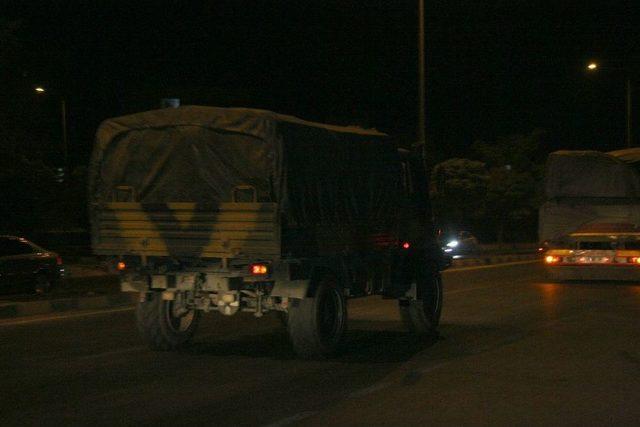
<box><xmin>270</xmin><ymin>279</ymin><xmax>310</xmax><ymax>299</ymax></box>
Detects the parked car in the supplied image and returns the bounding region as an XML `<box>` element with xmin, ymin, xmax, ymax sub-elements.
<box><xmin>0</xmin><ymin>236</ymin><xmax>65</xmax><ymax>294</ymax></box>
<box><xmin>439</xmin><ymin>230</ymin><xmax>480</xmax><ymax>256</ymax></box>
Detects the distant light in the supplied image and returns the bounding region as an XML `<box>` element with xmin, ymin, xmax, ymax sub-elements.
<box><xmin>54</xmin><ymin>167</ymin><xmax>65</xmax><ymax>183</ymax></box>
<box><xmin>587</xmin><ymin>63</ymin><xmax>598</xmax><ymax>71</ymax></box>
<box><xmin>117</xmin><ymin>261</ymin><xmax>126</xmax><ymax>271</ymax></box>
<box><xmin>34</xmin><ymin>86</ymin><xmax>45</xmax><ymax>93</ymax></box>
<box><xmin>446</xmin><ymin>240</ymin><xmax>459</xmax><ymax>248</ymax></box>
<box><xmin>161</xmin><ymin>98</ymin><xmax>180</xmax><ymax>108</ymax></box>
<box><xmin>402</xmin><ymin>242</ymin><xmax>410</xmax><ymax>249</ymax></box>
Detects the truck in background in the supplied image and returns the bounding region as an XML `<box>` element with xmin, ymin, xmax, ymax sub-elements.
<box><xmin>540</xmin><ymin>149</ymin><xmax>640</xmax><ymax>281</ymax></box>
<box><xmin>89</xmin><ymin>106</ymin><xmax>448</xmax><ymax>358</ymax></box>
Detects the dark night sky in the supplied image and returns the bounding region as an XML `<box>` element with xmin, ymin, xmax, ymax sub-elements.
<box><xmin>1</xmin><ymin>1</ymin><xmax>638</xmax><ymax>165</ymax></box>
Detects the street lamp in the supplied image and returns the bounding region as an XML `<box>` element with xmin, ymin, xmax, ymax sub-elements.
<box><xmin>586</xmin><ymin>62</ymin><xmax>633</xmax><ymax>148</ymax></box>
<box><xmin>34</xmin><ymin>86</ymin><xmax>68</xmax><ymax>169</ymax></box>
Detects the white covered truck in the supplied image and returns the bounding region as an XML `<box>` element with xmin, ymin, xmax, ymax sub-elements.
<box><xmin>541</xmin><ymin>149</ymin><xmax>640</xmax><ymax>281</ymax></box>
<box><xmin>89</xmin><ymin>106</ymin><xmax>448</xmax><ymax>357</ymax></box>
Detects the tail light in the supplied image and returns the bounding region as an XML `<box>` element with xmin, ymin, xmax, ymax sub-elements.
<box><xmin>56</xmin><ymin>255</ymin><xmax>63</xmax><ymax>265</ymax></box>
<box><xmin>545</xmin><ymin>255</ymin><xmax>561</xmax><ymax>264</ymax></box>
<box><xmin>401</xmin><ymin>241</ymin><xmax>411</xmax><ymax>250</ymax></box>
<box><xmin>249</xmin><ymin>263</ymin><xmax>269</xmax><ymax>275</ymax></box>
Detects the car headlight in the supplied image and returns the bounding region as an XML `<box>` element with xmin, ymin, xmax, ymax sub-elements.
<box><xmin>446</xmin><ymin>240</ymin><xmax>459</xmax><ymax>248</ymax></box>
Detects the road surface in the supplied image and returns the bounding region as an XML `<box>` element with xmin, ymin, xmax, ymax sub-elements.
<box><xmin>1</xmin><ymin>261</ymin><xmax>639</xmax><ymax>426</ymax></box>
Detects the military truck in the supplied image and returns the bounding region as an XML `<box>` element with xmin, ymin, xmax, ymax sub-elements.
<box><xmin>541</xmin><ymin>149</ymin><xmax>640</xmax><ymax>280</ymax></box>
<box><xmin>89</xmin><ymin>106</ymin><xmax>447</xmax><ymax>357</ymax></box>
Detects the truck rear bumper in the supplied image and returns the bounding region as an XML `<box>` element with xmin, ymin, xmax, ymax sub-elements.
<box><xmin>546</xmin><ymin>265</ymin><xmax>640</xmax><ymax>281</ymax></box>
<box><xmin>119</xmin><ymin>269</ymin><xmax>311</xmax><ymax>299</ymax></box>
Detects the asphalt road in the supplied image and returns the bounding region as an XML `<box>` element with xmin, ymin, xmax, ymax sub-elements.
<box><xmin>1</xmin><ymin>261</ymin><xmax>639</xmax><ymax>426</ymax></box>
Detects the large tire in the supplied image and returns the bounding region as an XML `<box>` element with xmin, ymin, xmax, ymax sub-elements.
<box><xmin>287</xmin><ymin>273</ymin><xmax>347</xmax><ymax>359</ymax></box>
<box><xmin>136</xmin><ymin>292</ymin><xmax>200</xmax><ymax>350</ymax></box>
<box><xmin>399</xmin><ymin>264</ymin><xmax>443</xmax><ymax>337</ymax></box>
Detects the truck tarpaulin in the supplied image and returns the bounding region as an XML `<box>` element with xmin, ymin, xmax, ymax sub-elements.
<box><xmin>540</xmin><ymin>149</ymin><xmax>640</xmax><ymax>242</ymax></box>
<box><xmin>89</xmin><ymin>106</ymin><xmax>401</xmax><ymax>229</ymax></box>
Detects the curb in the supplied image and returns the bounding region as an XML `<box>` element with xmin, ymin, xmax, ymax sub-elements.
<box><xmin>0</xmin><ymin>293</ymin><xmax>138</xmax><ymax>320</ymax></box>
<box><xmin>451</xmin><ymin>253</ymin><xmax>540</xmax><ymax>268</ymax></box>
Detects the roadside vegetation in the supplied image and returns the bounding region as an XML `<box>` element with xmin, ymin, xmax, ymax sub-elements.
<box><xmin>431</xmin><ymin>129</ymin><xmax>549</xmax><ymax>243</ymax></box>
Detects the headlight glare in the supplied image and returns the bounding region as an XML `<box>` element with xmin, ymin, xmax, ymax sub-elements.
<box><xmin>446</xmin><ymin>240</ymin><xmax>459</xmax><ymax>248</ymax></box>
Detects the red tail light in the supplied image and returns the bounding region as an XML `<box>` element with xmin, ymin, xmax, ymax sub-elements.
<box><xmin>402</xmin><ymin>242</ymin><xmax>411</xmax><ymax>250</ymax></box>
<box><xmin>250</xmin><ymin>263</ymin><xmax>269</xmax><ymax>275</ymax></box>
<box><xmin>56</xmin><ymin>255</ymin><xmax>63</xmax><ymax>265</ymax></box>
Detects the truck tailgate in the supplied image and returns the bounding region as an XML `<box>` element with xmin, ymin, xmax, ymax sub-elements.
<box><xmin>92</xmin><ymin>202</ymin><xmax>280</xmax><ymax>259</ymax></box>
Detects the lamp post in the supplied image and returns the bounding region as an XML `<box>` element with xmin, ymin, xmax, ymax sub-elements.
<box><xmin>34</xmin><ymin>86</ymin><xmax>68</xmax><ymax>169</ymax></box>
<box><xmin>418</xmin><ymin>0</ymin><xmax>426</xmax><ymax>149</ymax></box>
<box><xmin>586</xmin><ymin>62</ymin><xmax>633</xmax><ymax>148</ymax></box>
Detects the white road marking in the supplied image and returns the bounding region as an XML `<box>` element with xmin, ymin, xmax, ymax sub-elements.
<box><xmin>447</xmin><ymin>259</ymin><xmax>538</xmax><ymax>272</ymax></box>
<box><xmin>269</xmin><ymin>361</ymin><xmax>453</xmax><ymax>425</ymax></box>
<box><xmin>264</xmin><ymin>411</ymin><xmax>319</xmax><ymax>427</ymax></box>
<box><xmin>446</xmin><ymin>282</ymin><xmax>524</xmax><ymax>295</ymax></box>
<box><xmin>348</xmin><ymin>382</ymin><xmax>392</xmax><ymax>398</ymax></box>
<box><xmin>75</xmin><ymin>345</ymin><xmax>147</xmax><ymax>361</ymax></box>
<box><xmin>0</xmin><ymin>306</ymin><xmax>134</xmax><ymax>327</ymax></box>
<box><xmin>417</xmin><ymin>361</ymin><xmax>450</xmax><ymax>374</ymax></box>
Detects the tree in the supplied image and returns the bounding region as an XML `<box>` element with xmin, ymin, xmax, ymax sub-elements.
<box><xmin>472</xmin><ymin>129</ymin><xmax>549</xmax><ymax>171</ymax></box>
<box><xmin>483</xmin><ymin>167</ymin><xmax>540</xmax><ymax>243</ymax></box>
<box><xmin>471</xmin><ymin>129</ymin><xmax>547</xmax><ymax>242</ymax></box>
<box><xmin>430</xmin><ymin>158</ymin><xmax>489</xmax><ymax>232</ymax></box>
<box><xmin>430</xmin><ymin>130</ymin><xmax>548</xmax><ymax>243</ymax></box>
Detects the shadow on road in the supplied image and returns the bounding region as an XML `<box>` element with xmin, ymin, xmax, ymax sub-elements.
<box><xmin>339</xmin><ymin>328</ymin><xmax>439</xmax><ymax>363</ymax></box>
<box><xmin>436</xmin><ymin>322</ymin><xmax>528</xmax><ymax>357</ymax></box>
<box><xmin>183</xmin><ymin>329</ymin><xmax>296</xmax><ymax>359</ymax></box>
<box><xmin>182</xmin><ymin>322</ymin><xmax>439</xmax><ymax>364</ymax></box>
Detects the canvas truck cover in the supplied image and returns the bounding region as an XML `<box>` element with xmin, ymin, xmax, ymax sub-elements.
<box><xmin>89</xmin><ymin>106</ymin><xmax>401</xmax><ymax>239</ymax></box>
<box><xmin>544</xmin><ymin>150</ymin><xmax>640</xmax><ymax>199</ymax></box>
<box><xmin>540</xmin><ymin>149</ymin><xmax>640</xmax><ymax>242</ymax></box>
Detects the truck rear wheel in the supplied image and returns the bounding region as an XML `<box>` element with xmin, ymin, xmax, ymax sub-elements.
<box><xmin>399</xmin><ymin>265</ymin><xmax>442</xmax><ymax>337</ymax></box>
<box><xmin>136</xmin><ymin>291</ymin><xmax>200</xmax><ymax>350</ymax></box>
<box><xmin>287</xmin><ymin>273</ymin><xmax>347</xmax><ymax>359</ymax></box>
